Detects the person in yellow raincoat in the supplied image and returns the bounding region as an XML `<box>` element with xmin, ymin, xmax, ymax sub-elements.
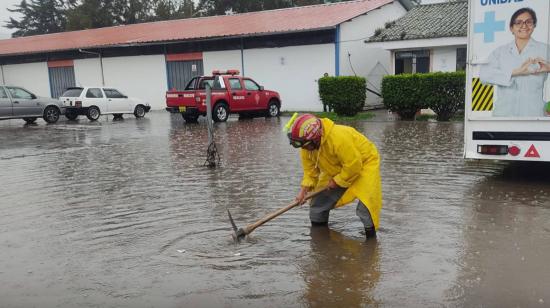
<box><xmin>287</xmin><ymin>114</ymin><xmax>382</xmax><ymax>239</ymax></box>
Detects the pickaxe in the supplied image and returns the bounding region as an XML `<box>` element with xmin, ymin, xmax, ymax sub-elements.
<box><xmin>227</xmin><ymin>187</ymin><xmax>329</xmax><ymax>242</ymax></box>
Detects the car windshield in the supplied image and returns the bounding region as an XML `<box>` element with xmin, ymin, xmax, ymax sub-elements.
<box><xmin>61</xmin><ymin>88</ymin><xmax>83</xmax><ymax>97</ymax></box>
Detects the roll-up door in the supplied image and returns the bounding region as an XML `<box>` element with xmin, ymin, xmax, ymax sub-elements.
<box><xmin>48</xmin><ymin>60</ymin><xmax>76</xmax><ymax>98</ymax></box>
<box><xmin>166</xmin><ymin>53</ymin><xmax>204</xmax><ymax>91</ymax></box>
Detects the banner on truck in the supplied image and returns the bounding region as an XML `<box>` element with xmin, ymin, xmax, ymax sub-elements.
<box><xmin>470</xmin><ymin>0</ymin><xmax>550</xmax><ymax>118</ymax></box>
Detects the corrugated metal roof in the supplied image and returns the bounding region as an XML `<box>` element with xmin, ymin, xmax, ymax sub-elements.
<box><xmin>0</xmin><ymin>0</ymin><xmax>394</xmax><ymax>56</ymax></box>
<box><xmin>367</xmin><ymin>1</ymin><xmax>467</xmax><ymax>42</ymax></box>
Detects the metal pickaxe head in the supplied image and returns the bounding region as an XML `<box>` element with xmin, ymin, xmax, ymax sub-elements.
<box><xmin>227</xmin><ymin>209</ymin><xmax>246</xmax><ymax>242</ymax></box>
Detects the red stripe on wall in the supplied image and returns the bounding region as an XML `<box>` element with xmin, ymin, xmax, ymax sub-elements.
<box><xmin>166</xmin><ymin>52</ymin><xmax>203</xmax><ymax>62</ymax></box>
<box><xmin>48</xmin><ymin>60</ymin><xmax>74</xmax><ymax>68</ymax></box>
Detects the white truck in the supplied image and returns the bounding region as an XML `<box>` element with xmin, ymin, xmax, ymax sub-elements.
<box><xmin>59</xmin><ymin>87</ymin><xmax>151</xmax><ymax>121</ymax></box>
<box><xmin>465</xmin><ymin>0</ymin><xmax>550</xmax><ymax>161</ymax></box>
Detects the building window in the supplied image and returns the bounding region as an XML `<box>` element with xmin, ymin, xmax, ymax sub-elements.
<box><xmin>456</xmin><ymin>47</ymin><xmax>467</xmax><ymax>71</ymax></box>
<box><xmin>395</xmin><ymin>50</ymin><xmax>430</xmax><ymax>74</ymax></box>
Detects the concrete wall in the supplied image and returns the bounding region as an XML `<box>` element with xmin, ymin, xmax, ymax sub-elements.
<box><xmin>1</xmin><ymin>62</ymin><xmax>50</xmax><ymax>97</ymax></box>
<box><xmin>203</xmin><ymin>50</ymin><xmax>242</xmax><ymax>75</ymax></box>
<box><xmin>102</xmin><ymin>55</ymin><xmax>167</xmax><ymax>110</ymax></box>
<box><xmin>204</xmin><ymin>45</ymin><xmax>333</xmax><ymax>111</ymax></box>
<box><xmin>245</xmin><ymin>45</ymin><xmax>333</xmax><ymax>111</ymax></box>
<box><xmin>339</xmin><ymin>1</ymin><xmax>407</xmax><ymax>106</ymax></box>
<box><xmin>432</xmin><ymin>46</ymin><xmax>458</xmax><ymax>72</ymax></box>
<box><xmin>74</xmin><ymin>58</ymin><xmax>103</xmax><ymax>87</ymax></box>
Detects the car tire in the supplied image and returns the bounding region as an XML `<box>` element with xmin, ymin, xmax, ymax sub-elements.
<box><xmin>182</xmin><ymin>114</ymin><xmax>199</xmax><ymax>123</ymax></box>
<box><xmin>134</xmin><ymin>105</ymin><xmax>146</xmax><ymax>118</ymax></box>
<box><xmin>43</xmin><ymin>106</ymin><xmax>60</xmax><ymax>123</ymax></box>
<box><xmin>86</xmin><ymin>106</ymin><xmax>100</xmax><ymax>121</ymax></box>
<box><xmin>266</xmin><ymin>100</ymin><xmax>280</xmax><ymax>117</ymax></box>
<box><xmin>23</xmin><ymin>117</ymin><xmax>37</xmax><ymax>124</ymax></box>
<box><xmin>65</xmin><ymin>111</ymin><xmax>78</xmax><ymax>121</ymax></box>
<box><xmin>212</xmin><ymin>103</ymin><xmax>229</xmax><ymax>122</ymax></box>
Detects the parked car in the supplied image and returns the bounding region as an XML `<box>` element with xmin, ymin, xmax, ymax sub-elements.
<box><xmin>0</xmin><ymin>85</ymin><xmax>64</xmax><ymax>124</ymax></box>
<box><xmin>165</xmin><ymin>70</ymin><xmax>281</xmax><ymax>123</ymax></box>
<box><xmin>59</xmin><ymin>87</ymin><xmax>151</xmax><ymax>121</ymax></box>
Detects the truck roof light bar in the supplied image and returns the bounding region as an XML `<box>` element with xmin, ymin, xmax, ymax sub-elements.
<box><xmin>212</xmin><ymin>69</ymin><xmax>240</xmax><ymax>76</ymax></box>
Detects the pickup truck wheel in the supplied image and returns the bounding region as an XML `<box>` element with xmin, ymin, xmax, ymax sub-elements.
<box><xmin>23</xmin><ymin>117</ymin><xmax>37</xmax><ymax>124</ymax></box>
<box><xmin>213</xmin><ymin>103</ymin><xmax>229</xmax><ymax>122</ymax></box>
<box><xmin>266</xmin><ymin>101</ymin><xmax>280</xmax><ymax>117</ymax></box>
<box><xmin>134</xmin><ymin>105</ymin><xmax>146</xmax><ymax>118</ymax></box>
<box><xmin>65</xmin><ymin>111</ymin><xmax>78</xmax><ymax>121</ymax></box>
<box><xmin>43</xmin><ymin>106</ymin><xmax>60</xmax><ymax>123</ymax></box>
<box><xmin>86</xmin><ymin>106</ymin><xmax>100</xmax><ymax>121</ymax></box>
<box><xmin>183</xmin><ymin>114</ymin><xmax>199</xmax><ymax>123</ymax></box>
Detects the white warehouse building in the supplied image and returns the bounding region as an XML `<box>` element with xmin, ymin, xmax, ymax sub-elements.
<box><xmin>0</xmin><ymin>0</ymin><xmax>413</xmax><ymax>111</ymax></box>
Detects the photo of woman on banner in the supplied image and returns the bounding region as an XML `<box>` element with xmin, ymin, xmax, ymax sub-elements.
<box><xmin>480</xmin><ymin>7</ymin><xmax>550</xmax><ymax>117</ymax></box>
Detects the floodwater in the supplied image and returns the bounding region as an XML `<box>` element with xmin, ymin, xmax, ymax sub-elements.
<box><xmin>1</xmin><ymin>111</ymin><xmax>549</xmax><ymax>307</ymax></box>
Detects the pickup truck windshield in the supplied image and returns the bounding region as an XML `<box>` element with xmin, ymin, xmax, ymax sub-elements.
<box><xmin>185</xmin><ymin>77</ymin><xmax>198</xmax><ymax>90</ymax></box>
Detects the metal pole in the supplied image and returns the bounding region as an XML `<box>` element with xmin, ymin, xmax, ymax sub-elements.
<box><xmin>240</xmin><ymin>37</ymin><xmax>245</xmax><ymax>76</ymax></box>
<box><xmin>0</xmin><ymin>65</ymin><xmax>5</xmax><ymax>84</ymax></box>
<box><xmin>204</xmin><ymin>83</ymin><xmax>220</xmax><ymax>167</ymax></box>
<box><xmin>99</xmin><ymin>53</ymin><xmax>105</xmax><ymax>86</ymax></box>
<box><xmin>206</xmin><ymin>84</ymin><xmax>214</xmax><ymax>144</ymax></box>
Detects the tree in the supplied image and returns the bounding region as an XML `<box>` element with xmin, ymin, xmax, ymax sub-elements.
<box><xmin>195</xmin><ymin>0</ymin><xmax>350</xmax><ymax>16</ymax></box>
<box><xmin>5</xmin><ymin>0</ymin><xmax>68</xmax><ymax>37</ymax></box>
<box><xmin>154</xmin><ymin>0</ymin><xmax>197</xmax><ymax>20</ymax></box>
<box><xmin>65</xmin><ymin>0</ymin><xmax>117</xmax><ymax>30</ymax></box>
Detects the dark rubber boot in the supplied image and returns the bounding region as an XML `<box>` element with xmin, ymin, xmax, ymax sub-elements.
<box><xmin>365</xmin><ymin>227</ymin><xmax>377</xmax><ymax>240</ymax></box>
<box><xmin>311</xmin><ymin>221</ymin><xmax>328</xmax><ymax>227</ymax></box>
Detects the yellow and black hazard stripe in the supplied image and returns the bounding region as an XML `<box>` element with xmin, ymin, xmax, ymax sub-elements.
<box><xmin>471</xmin><ymin>77</ymin><xmax>493</xmax><ymax>111</ymax></box>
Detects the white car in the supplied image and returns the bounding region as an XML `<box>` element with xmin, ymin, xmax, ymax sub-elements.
<box><xmin>59</xmin><ymin>87</ymin><xmax>151</xmax><ymax>121</ymax></box>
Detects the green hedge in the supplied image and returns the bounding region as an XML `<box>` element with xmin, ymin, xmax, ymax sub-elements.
<box><xmin>381</xmin><ymin>71</ymin><xmax>466</xmax><ymax>121</ymax></box>
<box><xmin>318</xmin><ymin>76</ymin><xmax>366</xmax><ymax>116</ymax></box>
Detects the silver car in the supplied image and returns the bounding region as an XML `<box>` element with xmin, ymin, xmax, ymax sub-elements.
<box><xmin>0</xmin><ymin>85</ymin><xmax>65</xmax><ymax>124</ymax></box>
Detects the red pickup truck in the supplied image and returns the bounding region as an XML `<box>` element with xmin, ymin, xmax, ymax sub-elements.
<box><xmin>165</xmin><ymin>70</ymin><xmax>282</xmax><ymax>122</ymax></box>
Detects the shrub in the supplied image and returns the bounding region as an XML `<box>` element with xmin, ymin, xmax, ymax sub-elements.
<box><xmin>381</xmin><ymin>74</ymin><xmax>426</xmax><ymax>120</ymax></box>
<box><xmin>381</xmin><ymin>71</ymin><xmax>466</xmax><ymax>121</ymax></box>
<box><xmin>424</xmin><ymin>71</ymin><xmax>465</xmax><ymax>121</ymax></box>
<box><xmin>318</xmin><ymin>76</ymin><xmax>366</xmax><ymax>116</ymax></box>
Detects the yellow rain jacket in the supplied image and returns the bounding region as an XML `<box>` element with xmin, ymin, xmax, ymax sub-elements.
<box><xmin>300</xmin><ymin>118</ymin><xmax>382</xmax><ymax>229</ymax></box>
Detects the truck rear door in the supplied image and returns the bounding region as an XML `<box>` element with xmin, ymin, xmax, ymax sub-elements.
<box><xmin>0</xmin><ymin>86</ymin><xmax>12</xmax><ymax>117</ymax></box>
<box><xmin>465</xmin><ymin>1</ymin><xmax>550</xmax><ymax>161</ymax></box>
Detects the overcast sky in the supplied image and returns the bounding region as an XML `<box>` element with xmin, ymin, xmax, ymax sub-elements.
<box><xmin>0</xmin><ymin>0</ymin><xmax>20</xmax><ymax>39</ymax></box>
<box><xmin>0</xmin><ymin>0</ymin><xmax>449</xmax><ymax>40</ymax></box>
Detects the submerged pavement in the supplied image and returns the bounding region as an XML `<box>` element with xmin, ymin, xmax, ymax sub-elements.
<box><xmin>1</xmin><ymin>111</ymin><xmax>549</xmax><ymax>307</ymax></box>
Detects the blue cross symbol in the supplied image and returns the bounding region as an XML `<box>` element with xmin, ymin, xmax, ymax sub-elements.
<box><xmin>474</xmin><ymin>11</ymin><xmax>505</xmax><ymax>43</ymax></box>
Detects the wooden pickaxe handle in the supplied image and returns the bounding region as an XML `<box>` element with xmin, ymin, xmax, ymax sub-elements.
<box><xmin>240</xmin><ymin>187</ymin><xmax>329</xmax><ymax>237</ymax></box>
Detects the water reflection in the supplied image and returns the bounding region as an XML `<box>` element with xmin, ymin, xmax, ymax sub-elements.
<box><xmin>301</xmin><ymin>227</ymin><xmax>380</xmax><ymax>308</ymax></box>
<box><xmin>452</xmin><ymin>162</ymin><xmax>550</xmax><ymax>307</ymax></box>
<box><xmin>4</xmin><ymin>112</ymin><xmax>550</xmax><ymax>307</ymax></box>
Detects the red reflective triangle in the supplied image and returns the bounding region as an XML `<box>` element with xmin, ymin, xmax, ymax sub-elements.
<box><xmin>524</xmin><ymin>144</ymin><xmax>540</xmax><ymax>158</ymax></box>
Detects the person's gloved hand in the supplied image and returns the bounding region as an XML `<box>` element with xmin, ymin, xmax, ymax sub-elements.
<box><xmin>327</xmin><ymin>178</ymin><xmax>340</xmax><ymax>190</ymax></box>
<box><xmin>295</xmin><ymin>186</ymin><xmax>310</xmax><ymax>205</ymax></box>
